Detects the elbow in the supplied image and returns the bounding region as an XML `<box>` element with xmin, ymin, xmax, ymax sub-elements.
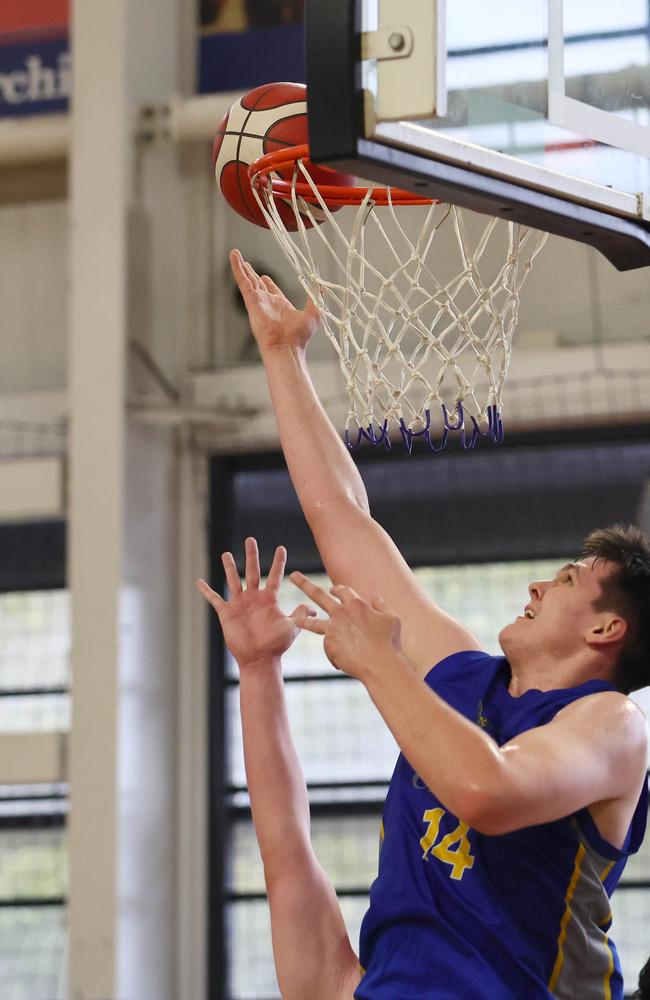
<box><xmin>453</xmin><ymin>779</ymin><xmax>520</xmax><ymax>837</ymax></box>
<box><xmin>458</xmin><ymin>747</ymin><xmax>529</xmax><ymax>836</ymax></box>
<box><xmin>355</xmin><ymin>494</ymin><xmax>371</xmax><ymax>516</ymax></box>
<box><xmin>339</xmin><ymin>489</ymin><xmax>371</xmax><ymax>516</ymax></box>
<box><xmin>309</xmin><ymin>494</ymin><xmax>371</xmax><ymax>528</ymax></box>
<box><xmin>261</xmin><ymin>833</ymin><xmax>314</xmax><ymax>886</ymax></box>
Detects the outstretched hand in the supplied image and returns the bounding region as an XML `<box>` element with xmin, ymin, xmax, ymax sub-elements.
<box><xmin>289</xmin><ymin>571</ymin><xmax>403</xmax><ymax>682</ymax></box>
<box><xmin>196</xmin><ymin>538</ymin><xmax>316</xmax><ymax>670</ymax></box>
<box><xmin>230</xmin><ymin>249</ymin><xmax>321</xmax><ymax>355</ymax></box>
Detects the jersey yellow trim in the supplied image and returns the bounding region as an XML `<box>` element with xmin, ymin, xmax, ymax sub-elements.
<box><xmin>599</xmin><ymin>861</ymin><xmax>615</xmax><ymax>882</ymax></box>
<box><xmin>548</xmin><ymin>843</ymin><xmax>586</xmax><ymax>992</ymax></box>
<box><xmin>603</xmin><ymin>933</ymin><xmax>614</xmax><ymax>1000</ymax></box>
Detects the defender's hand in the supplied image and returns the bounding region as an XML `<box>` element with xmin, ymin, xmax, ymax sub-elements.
<box><xmin>196</xmin><ymin>538</ymin><xmax>315</xmax><ymax>670</ymax></box>
<box><xmin>289</xmin><ymin>571</ymin><xmax>403</xmax><ymax>682</ymax></box>
<box><xmin>230</xmin><ymin>249</ymin><xmax>321</xmax><ymax>355</ymax></box>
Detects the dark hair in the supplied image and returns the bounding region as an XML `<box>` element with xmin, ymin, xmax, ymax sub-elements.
<box><xmin>578</xmin><ymin>524</ymin><xmax>650</xmax><ymax>694</ymax></box>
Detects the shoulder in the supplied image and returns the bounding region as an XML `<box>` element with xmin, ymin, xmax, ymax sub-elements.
<box><xmin>556</xmin><ymin>688</ymin><xmax>646</xmax><ymax>726</ymax></box>
<box><xmin>555</xmin><ymin>690</ymin><xmax>648</xmax><ymax>759</ymax></box>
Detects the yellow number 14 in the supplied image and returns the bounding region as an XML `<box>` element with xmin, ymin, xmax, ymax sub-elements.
<box><xmin>420</xmin><ymin>808</ymin><xmax>476</xmax><ymax>881</ymax></box>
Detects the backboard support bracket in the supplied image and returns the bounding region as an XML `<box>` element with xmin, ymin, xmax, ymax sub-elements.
<box><xmin>361</xmin><ymin>26</ymin><xmax>414</xmax><ymax>62</ymax></box>
<box><xmin>366</xmin><ymin>0</ymin><xmax>447</xmax><ymax>121</ymax></box>
<box><xmin>306</xmin><ymin>0</ymin><xmax>650</xmax><ymax>271</ymax></box>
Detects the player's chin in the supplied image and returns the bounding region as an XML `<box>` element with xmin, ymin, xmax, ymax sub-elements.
<box><xmin>497</xmin><ymin>620</ymin><xmax>518</xmax><ymax>655</ymax></box>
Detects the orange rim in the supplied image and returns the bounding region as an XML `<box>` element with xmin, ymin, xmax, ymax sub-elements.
<box><xmin>248</xmin><ymin>144</ymin><xmax>436</xmax><ymax>207</ymax></box>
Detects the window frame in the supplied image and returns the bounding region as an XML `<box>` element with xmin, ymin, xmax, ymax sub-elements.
<box><xmin>208</xmin><ymin>423</ymin><xmax>650</xmax><ymax>1000</ymax></box>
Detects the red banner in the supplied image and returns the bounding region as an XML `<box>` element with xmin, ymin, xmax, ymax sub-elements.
<box><xmin>0</xmin><ymin>1</ymin><xmax>68</xmax><ymax>39</ymax></box>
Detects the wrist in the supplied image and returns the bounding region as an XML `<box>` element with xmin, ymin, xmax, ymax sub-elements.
<box><xmin>260</xmin><ymin>342</ymin><xmax>307</xmax><ymax>366</ymax></box>
<box><xmin>363</xmin><ymin>648</ymin><xmax>413</xmax><ymax>690</ymax></box>
<box><xmin>237</xmin><ymin>653</ymin><xmax>283</xmax><ymax>675</ymax></box>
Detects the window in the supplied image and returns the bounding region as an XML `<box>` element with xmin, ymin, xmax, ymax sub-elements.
<box><xmin>0</xmin><ymin>415</ymin><xmax>68</xmax><ymax>1000</ymax></box>
<box><xmin>0</xmin><ymin>584</ymin><xmax>69</xmax><ymax>1000</ymax></box>
<box><xmin>0</xmin><ymin>590</ymin><xmax>70</xmax><ymax>732</ymax></box>
<box><xmin>210</xmin><ymin>434</ymin><xmax>650</xmax><ymax>999</ymax></box>
<box><xmin>0</xmin><ymin>790</ymin><xmax>68</xmax><ymax>1000</ymax></box>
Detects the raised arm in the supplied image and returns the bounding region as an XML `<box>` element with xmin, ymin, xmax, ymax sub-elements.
<box><xmin>196</xmin><ymin>539</ymin><xmax>361</xmax><ymax>1000</ymax></box>
<box><xmin>230</xmin><ymin>251</ymin><xmax>480</xmax><ymax>676</ymax></box>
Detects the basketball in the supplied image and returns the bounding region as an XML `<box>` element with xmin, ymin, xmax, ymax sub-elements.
<box><xmin>212</xmin><ymin>81</ymin><xmax>355</xmax><ymax>230</ymax></box>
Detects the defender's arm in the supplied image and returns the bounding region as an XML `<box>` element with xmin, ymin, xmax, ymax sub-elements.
<box><xmin>197</xmin><ymin>543</ymin><xmax>360</xmax><ymax>1000</ymax></box>
<box><xmin>239</xmin><ymin>658</ymin><xmax>361</xmax><ymax>1000</ymax></box>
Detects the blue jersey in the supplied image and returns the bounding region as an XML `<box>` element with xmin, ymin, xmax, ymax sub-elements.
<box><xmin>356</xmin><ymin>651</ymin><xmax>648</xmax><ymax>999</ymax></box>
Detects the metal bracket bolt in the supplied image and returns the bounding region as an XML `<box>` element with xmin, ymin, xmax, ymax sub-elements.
<box><xmin>361</xmin><ymin>26</ymin><xmax>414</xmax><ymax>61</ymax></box>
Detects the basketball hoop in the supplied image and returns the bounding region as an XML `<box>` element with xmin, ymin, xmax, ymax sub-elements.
<box><xmin>249</xmin><ymin>144</ymin><xmax>548</xmax><ymax>451</ymax></box>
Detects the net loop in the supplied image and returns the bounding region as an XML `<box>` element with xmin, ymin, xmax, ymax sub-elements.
<box><xmin>249</xmin><ymin>146</ymin><xmax>547</xmax><ymax>452</ymax></box>
<box><xmin>345</xmin><ymin>418</ymin><xmax>390</xmax><ymax>450</ymax></box>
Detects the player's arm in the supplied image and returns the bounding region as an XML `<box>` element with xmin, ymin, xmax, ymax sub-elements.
<box><xmin>368</xmin><ymin>663</ymin><xmax>648</xmax><ymax>835</ymax></box>
<box><xmin>230</xmin><ymin>250</ymin><xmax>481</xmax><ymax>676</ymax></box>
<box><xmin>196</xmin><ymin>541</ymin><xmax>361</xmax><ymax>1000</ymax></box>
<box><xmin>291</xmin><ymin>577</ymin><xmax>648</xmax><ymax>835</ymax></box>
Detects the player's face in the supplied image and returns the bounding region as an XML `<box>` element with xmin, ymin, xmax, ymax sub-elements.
<box><xmin>499</xmin><ymin>558</ymin><xmax>615</xmax><ymax>662</ymax></box>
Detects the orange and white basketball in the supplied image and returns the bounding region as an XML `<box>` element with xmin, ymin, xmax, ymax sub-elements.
<box><xmin>212</xmin><ymin>81</ymin><xmax>354</xmax><ymax>230</ymax></box>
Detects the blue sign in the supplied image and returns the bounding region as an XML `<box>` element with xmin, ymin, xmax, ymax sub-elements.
<box><xmin>198</xmin><ymin>24</ymin><xmax>305</xmax><ymax>95</ymax></box>
<box><xmin>0</xmin><ymin>2</ymin><xmax>306</xmax><ymax>118</ymax></box>
<box><xmin>0</xmin><ymin>37</ymin><xmax>69</xmax><ymax>118</ymax></box>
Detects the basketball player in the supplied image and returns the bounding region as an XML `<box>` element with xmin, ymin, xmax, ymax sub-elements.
<box><xmin>198</xmin><ymin>250</ymin><xmax>650</xmax><ymax>998</ymax></box>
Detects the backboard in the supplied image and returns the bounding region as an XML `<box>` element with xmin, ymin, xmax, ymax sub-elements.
<box><xmin>306</xmin><ymin>0</ymin><xmax>650</xmax><ymax>270</ymax></box>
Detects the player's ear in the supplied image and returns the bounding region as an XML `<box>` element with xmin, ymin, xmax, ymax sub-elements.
<box><xmin>586</xmin><ymin>614</ymin><xmax>628</xmax><ymax>648</ymax></box>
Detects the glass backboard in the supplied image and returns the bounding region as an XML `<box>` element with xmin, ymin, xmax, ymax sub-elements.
<box><xmin>306</xmin><ymin>0</ymin><xmax>650</xmax><ymax>269</ymax></box>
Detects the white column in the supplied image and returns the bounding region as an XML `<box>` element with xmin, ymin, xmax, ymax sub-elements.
<box><xmin>67</xmin><ymin>0</ymin><xmax>186</xmax><ymax>997</ymax></box>
<box><xmin>68</xmin><ymin>0</ymin><xmax>126</xmax><ymax>990</ymax></box>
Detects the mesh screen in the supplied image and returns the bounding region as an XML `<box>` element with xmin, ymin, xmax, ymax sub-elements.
<box><xmin>0</xmin><ymin>421</ymin><xmax>66</xmax><ymax>461</ymax></box>
<box><xmin>227</xmin><ymin>678</ymin><xmax>399</xmax><ymax>787</ymax></box>
<box><xmin>504</xmin><ymin>367</ymin><xmax>650</xmax><ymax>428</ymax></box>
<box><xmin>0</xmin><ymin>908</ymin><xmax>67</xmax><ymax>1000</ymax></box>
<box><xmin>0</xmin><ymin>577</ymin><xmax>70</xmax><ymax>996</ymax></box>
<box><xmin>614</xmin><ymin>833</ymin><xmax>650</xmax><ymax>988</ymax></box>
<box><xmin>612</xmin><ymin>889</ymin><xmax>650</xmax><ymax>989</ymax></box>
<box><xmin>0</xmin><ymin>803</ymin><xmax>68</xmax><ymax>1000</ymax></box>
<box><xmin>0</xmin><ymin>591</ymin><xmax>71</xmax><ymax>733</ymax></box>
<box><xmin>0</xmin><ymin>823</ymin><xmax>67</xmax><ymax>899</ymax></box>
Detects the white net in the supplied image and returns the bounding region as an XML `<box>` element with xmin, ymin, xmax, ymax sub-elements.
<box><xmin>252</xmin><ymin>156</ymin><xmax>548</xmax><ymax>450</ymax></box>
